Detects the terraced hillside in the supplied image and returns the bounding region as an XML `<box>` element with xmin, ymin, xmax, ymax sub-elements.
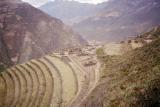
<box><xmin>0</xmin><ymin>53</ymin><xmax>99</xmax><ymax>107</ymax></box>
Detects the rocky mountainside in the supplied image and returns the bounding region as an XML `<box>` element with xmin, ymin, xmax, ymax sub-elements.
<box><xmin>40</xmin><ymin>0</ymin><xmax>160</xmax><ymax>41</ymax></box>
<box><xmin>0</xmin><ymin>0</ymin><xmax>86</xmax><ymax>67</ymax></box>
<box><xmin>39</xmin><ymin>0</ymin><xmax>98</xmax><ymax>25</ymax></box>
<box><xmin>73</xmin><ymin>0</ymin><xmax>160</xmax><ymax>41</ymax></box>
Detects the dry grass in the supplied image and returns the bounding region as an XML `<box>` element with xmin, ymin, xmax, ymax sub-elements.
<box><xmin>80</xmin><ymin>39</ymin><xmax>160</xmax><ymax>107</ymax></box>
<box><xmin>46</xmin><ymin>56</ymin><xmax>77</xmax><ymax>105</ymax></box>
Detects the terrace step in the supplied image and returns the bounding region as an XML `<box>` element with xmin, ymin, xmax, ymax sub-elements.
<box><xmin>28</xmin><ymin>61</ymin><xmax>46</xmax><ymax>107</ymax></box>
<box><xmin>0</xmin><ymin>74</ymin><xmax>7</xmax><ymax>107</ymax></box>
<box><xmin>32</xmin><ymin>59</ymin><xmax>54</xmax><ymax>107</ymax></box>
<box><xmin>8</xmin><ymin>69</ymin><xmax>21</xmax><ymax>107</ymax></box>
<box><xmin>22</xmin><ymin>63</ymin><xmax>40</xmax><ymax>107</ymax></box>
<box><xmin>0</xmin><ymin>52</ymin><xmax>98</xmax><ymax>107</ymax></box>
<box><xmin>2</xmin><ymin>71</ymin><xmax>15</xmax><ymax>107</ymax></box>
<box><xmin>50</xmin><ymin>55</ymin><xmax>82</xmax><ymax>107</ymax></box>
<box><xmin>67</xmin><ymin>56</ymin><xmax>91</xmax><ymax>107</ymax></box>
<box><xmin>45</xmin><ymin>56</ymin><xmax>78</xmax><ymax>106</ymax></box>
<box><xmin>16</xmin><ymin>65</ymin><xmax>33</xmax><ymax>107</ymax></box>
<box><xmin>42</xmin><ymin>57</ymin><xmax>63</xmax><ymax>107</ymax></box>
<box><xmin>12</xmin><ymin>66</ymin><xmax>27</xmax><ymax>107</ymax></box>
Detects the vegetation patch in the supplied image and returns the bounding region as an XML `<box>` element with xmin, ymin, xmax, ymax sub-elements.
<box><xmin>82</xmin><ymin>38</ymin><xmax>160</xmax><ymax>107</ymax></box>
<box><xmin>0</xmin><ymin>64</ymin><xmax>6</xmax><ymax>73</ymax></box>
<box><xmin>140</xmin><ymin>26</ymin><xmax>160</xmax><ymax>40</ymax></box>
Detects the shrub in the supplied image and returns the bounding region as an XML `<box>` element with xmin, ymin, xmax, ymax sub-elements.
<box><xmin>138</xmin><ymin>78</ymin><xmax>160</xmax><ymax>107</ymax></box>
<box><xmin>0</xmin><ymin>64</ymin><xmax>5</xmax><ymax>73</ymax></box>
<box><xmin>96</xmin><ymin>48</ymin><xmax>106</xmax><ymax>60</ymax></box>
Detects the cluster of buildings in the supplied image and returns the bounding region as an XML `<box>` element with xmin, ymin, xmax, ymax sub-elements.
<box><xmin>53</xmin><ymin>42</ymin><xmax>102</xmax><ymax>67</ymax></box>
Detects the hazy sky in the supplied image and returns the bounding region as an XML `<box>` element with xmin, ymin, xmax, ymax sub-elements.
<box><xmin>22</xmin><ymin>0</ymin><xmax>108</xmax><ymax>7</ymax></box>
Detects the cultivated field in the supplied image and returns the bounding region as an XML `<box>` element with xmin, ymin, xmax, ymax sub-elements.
<box><xmin>0</xmin><ymin>45</ymin><xmax>100</xmax><ymax>107</ymax></box>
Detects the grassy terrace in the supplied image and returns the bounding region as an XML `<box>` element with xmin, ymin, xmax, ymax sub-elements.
<box><xmin>27</xmin><ymin>61</ymin><xmax>46</xmax><ymax>107</ymax></box>
<box><xmin>11</xmin><ymin>67</ymin><xmax>27</xmax><ymax>107</ymax></box>
<box><xmin>8</xmin><ymin>69</ymin><xmax>21</xmax><ymax>107</ymax></box>
<box><xmin>22</xmin><ymin>63</ymin><xmax>40</xmax><ymax>107</ymax></box>
<box><xmin>0</xmin><ymin>74</ymin><xmax>6</xmax><ymax>106</ymax></box>
<box><xmin>0</xmin><ymin>50</ymin><xmax>98</xmax><ymax>107</ymax></box>
<box><xmin>15</xmin><ymin>65</ymin><xmax>32</xmax><ymax>107</ymax></box>
<box><xmin>46</xmin><ymin>56</ymin><xmax>77</xmax><ymax>106</ymax></box>
<box><xmin>33</xmin><ymin>59</ymin><xmax>54</xmax><ymax>107</ymax></box>
<box><xmin>62</xmin><ymin>56</ymin><xmax>87</xmax><ymax>107</ymax></box>
<box><xmin>1</xmin><ymin>71</ymin><xmax>14</xmax><ymax>107</ymax></box>
<box><xmin>61</xmin><ymin>56</ymin><xmax>79</xmax><ymax>95</ymax></box>
<box><xmin>41</xmin><ymin>57</ymin><xmax>63</xmax><ymax>107</ymax></box>
<box><xmin>19</xmin><ymin>65</ymin><xmax>33</xmax><ymax>107</ymax></box>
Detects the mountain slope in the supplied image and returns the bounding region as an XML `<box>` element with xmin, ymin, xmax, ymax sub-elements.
<box><xmin>79</xmin><ymin>29</ymin><xmax>160</xmax><ymax>107</ymax></box>
<box><xmin>0</xmin><ymin>0</ymin><xmax>86</xmax><ymax>67</ymax></box>
<box><xmin>40</xmin><ymin>0</ymin><xmax>160</xmax><ymax>42</ymax></box>
<box><xmin>73</xmin><ymin>0</ymin><xmax>160</xmax><ymax>41</ymax></box>
<box><xmin>39</xmin><ymin>0</ymin><xmax>98</xmax><ymax>25</ymax></box>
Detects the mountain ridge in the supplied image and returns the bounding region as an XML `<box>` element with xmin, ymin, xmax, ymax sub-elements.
<box><xmin>40</xmin><ymin>0</ymin><xmax>160</xmax><ymax>41</ymax></box>
<box><xmin>73</xmin><ymin>0</ymin><xmax>160</xmax><ymax>41</ymax></box>
<box><xmin>0</xmin><ymin>0</ymin><xmax>86</xmax><ymax>67</ymax></box>
<box><xmin>39</xmin><ymin>0</ymin><xmax>99</xmax><ymax>25</ymax></box>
